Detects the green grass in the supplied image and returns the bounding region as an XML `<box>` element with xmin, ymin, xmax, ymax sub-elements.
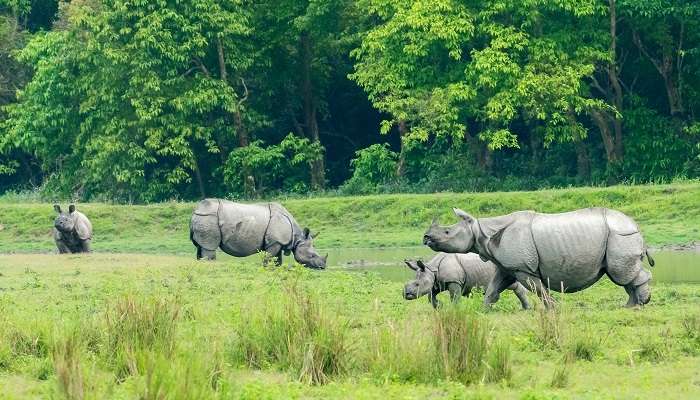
<box><xmin>1</xmin><ymin>182</ymin><xmax>699</xmax><ymax>253</ymax></box>
<box><xmin>0</xmin><ymin>254</ymin><xmax>699</xmax><ymax>399</ymax></box>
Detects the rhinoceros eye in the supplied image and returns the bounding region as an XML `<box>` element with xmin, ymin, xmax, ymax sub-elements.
<box><xmin>444</xmin><ymin>230</ymin><xmax>449</xmax><ymax>234</ymax></box>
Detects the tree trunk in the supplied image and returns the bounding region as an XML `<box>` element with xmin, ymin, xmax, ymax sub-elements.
<box><xmin>300</xmin><ymin>31</ymin><xmax>325</xmax><ymax>190</ymax></box>
<box><xmin>590</xmin><ymin>110</ymin><xmax>618</xmax><ymax>163</ymax></box>
<box><xmin>396</xmin><ymin>120</ymin><xmax>408</xmax><ymax>178</ymax></box>
<box><xmin>218</xmin><ymin>38</ymin><xmax>254</xmax><ymax>196</ymax></box>
<box><xmin>192</xmin><ymin>155</ymin><xmax>206</xmax><ymax>199</ymax></box>
<box><xmin>608</xmin><ymin>0</ymin><xmax>624</xmax><ymax>162</ymax></box>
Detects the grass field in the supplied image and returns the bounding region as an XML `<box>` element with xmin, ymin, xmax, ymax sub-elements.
<box><xmin>0</xmin><ymin>254</ymin><xmax>698</xmax><ymax>399</ymax></box>
<box><xmin>1</xmin><ymin>182</ymin><xmax>699</xmax><ymax>254</ymax></box>
<box><xmin>0</xmin><ymin>183</ymin><xmax>699</xmax><ymax>398</ymax></box>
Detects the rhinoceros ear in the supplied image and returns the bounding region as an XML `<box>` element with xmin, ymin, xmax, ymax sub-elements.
<box><xmin>416</xmin><ymin>260</ymin><xmax>428</xmax><ymax>272</ymax></box>
<box><xmin>311</xmin><ymin>231</ymin><xmax>320</xmax><ymax>239</ymax></box>
<box><xmin>453</xmin><ymin>208</ymin><xmax>474</xmax><ymax>224</ymax></box>
<box><xmin>404</xmin><ymin>259</ymin><xmax>419</xmax><ymax>271</ymax></box>
<box><xmin>53</xmin><ymin>204</ymin><xmax>62</xmax><ymax>213</ymax></box>
<box><xmin>68</xmin><ymin>204</ymin><xmax>76</xmax><ymax>214</ymax></box>
<box><xmin>303</xmin><ymin>227</ymin><xmax>310</xmax><ymax>239</ymax></box>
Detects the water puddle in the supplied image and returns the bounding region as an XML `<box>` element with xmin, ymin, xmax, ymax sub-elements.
<box><xmin>330</xmin><ymin>247</ymin><xmax>700</xmax><ymax>284</ymax></box>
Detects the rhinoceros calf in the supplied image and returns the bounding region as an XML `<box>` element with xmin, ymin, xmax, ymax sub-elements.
<box><xmin>423</xmin><ymin>207</ymin><xmax>654</xmax><ymax>308</ymax></box>
<box><xmin>53</xmin><ymin>204</ymin><xmax>93</xmax><ymax>253</ymax></box>
<box><xmin>190</xmin><ymin>199</ymin><xmax>327</xmax><ymax>269</ymax></box>
<box><xmin>403</xmin><ymin>253</ymin><xmax>530</xmax><ymax>309</ymax></box>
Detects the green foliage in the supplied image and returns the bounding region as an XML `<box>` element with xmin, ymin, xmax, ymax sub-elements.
<box><xmin>341</xmin><ymin>143</ymin><xmax>398</xmax><ymax>194</ymax></box>
<box><xmin>1</xmin><ymin>0</ymin><xmax>700</xmax><ymax>200</ymax></box>
<box><xmin>224</xmin><ymin>134</ymin><xmax>323</xmax><ymax>196</ymax></box>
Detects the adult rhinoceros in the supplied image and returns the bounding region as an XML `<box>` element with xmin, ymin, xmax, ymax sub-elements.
<box><xmin>190</xmin><ymin>199</ymin><xmax>327</xmax><ymax>269</ymax></box>
<box><xmin>423</xmin><ymin>207</ymin><xmax>654</xmax><ymax>308</ymax></box>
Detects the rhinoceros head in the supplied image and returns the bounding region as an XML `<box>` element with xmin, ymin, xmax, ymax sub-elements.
<box><xmin>403</xmin><ymin>259</ymin><xmax>435</xmax><ymax>300</ymax></box>
<box><xmin>423</xmin><ymin>208</ymin><xmax>476</xmax><ymax>253</ymax></box>
<box><xmin>293</xmin><ymin>228</ymin><xmax>328</xmax><ymax>269</ymax></box>
<box><xmin>53</xmin><ymin>204</ymin><xmax>76</xmax><ymax>233</ymax></box>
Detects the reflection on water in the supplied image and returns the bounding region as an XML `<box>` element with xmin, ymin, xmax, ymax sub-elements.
<box><xmin>329</xmin><ymin>247</ymin><xmax>700</xmax><ymax>284</ymax></box>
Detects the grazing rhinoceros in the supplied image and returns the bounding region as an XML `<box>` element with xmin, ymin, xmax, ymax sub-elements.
<box><xmin>53</xmin><ymin>204</ymin><xmax>93</xmax><ymax>253</ymax></box>
<box><xmin>403</xmin><ymin>252</ymin><xmax>530</xmax><ymax>310</ymax></box>
<box><xmin>423</xmin><ymin>208</ymin><xmax>654</xmax><ymax>308</ymax></box>
<box><xmin>190</xmin><ymin>199</ymin><xmax>327</xmax><ymax>269</ymax></box>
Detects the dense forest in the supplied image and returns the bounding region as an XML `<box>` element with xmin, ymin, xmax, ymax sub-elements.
<box><xmin>0</xmin><ymin>0</ymin><xmax>698</xmax><ymax>202</ymax></box>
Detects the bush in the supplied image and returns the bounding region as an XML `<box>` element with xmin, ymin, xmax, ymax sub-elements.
<box><xmin>340</xmin><ymin>143</ymin><xmax>398</xmax><ymax>195</ymax></box>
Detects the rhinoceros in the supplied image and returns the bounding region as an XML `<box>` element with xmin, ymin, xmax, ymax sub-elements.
<box><xmin>423</xmin><ymin>207</ymin><xmax>654</xmax><ymax>308</ymax></box>
<box><xmin>190</xmin><ymin>199</ymin><xmax>327</xmax><ymax>269</ymax></box>
<box><xmin>403</xmin><ymin>252</ymin><xmax>530</xmax><ymax>309</ymax></box>
<box><xmin>53</xmin><ymin>204</ymin><xmax>93</xmax><ymax>253</ymax></box>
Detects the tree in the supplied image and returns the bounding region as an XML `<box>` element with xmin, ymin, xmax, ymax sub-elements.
<box><xmin>351</xmin><ymin>0</ymin><xmax>604</xmax><ymax>177</ymax></box>
<box><xmin>4</xmin><ymin>0</ymin><xmax>256</xmax><ymax>201</ymax></box>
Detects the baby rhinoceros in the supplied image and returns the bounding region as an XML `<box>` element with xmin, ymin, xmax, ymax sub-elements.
<box><xmin>403</xmin><ymin>253</ymin><xmax>530</xmax><ymax>309</ymax></box>
<box><xmin>53</xmin><ymin>204</ymin><xmax>93</xmax><ymax>253</ymax></box>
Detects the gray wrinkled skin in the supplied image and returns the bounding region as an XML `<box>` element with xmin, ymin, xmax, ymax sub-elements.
<box><xmin>423</xmin><ymin>208</ymin><xmax>654</xmax><ymax>308</ymax></box>
<box><xmin>190</xmin><ymin>199</ymin><xmax>327</xmax><ymax>269</ymax></box>
<box><xmin>53</xmin><ymin>204</ymin><xmax>93</xmax><ymax>254</ymax></box>
<box><xmin>403</xmin><ymin>253</ymin><xmax>530</xmax><ymax>310</ymax></box>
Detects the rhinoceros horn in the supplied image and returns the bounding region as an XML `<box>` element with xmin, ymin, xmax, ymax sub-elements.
<box><xmin>431</xmin><ymin>217</ymin><xmax>438</xmax><ymax>227</ymax></box>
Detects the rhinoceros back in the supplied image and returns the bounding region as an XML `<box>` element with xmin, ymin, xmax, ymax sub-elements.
<box><xmin>216</xmin><ymin>201</ymin><xmax>271</xmax><ymax>257</ymax></box>
<box><xmin>531</xmin><ymin>208</ymin><xmax>607</xmax><ymax>292</ymax></box>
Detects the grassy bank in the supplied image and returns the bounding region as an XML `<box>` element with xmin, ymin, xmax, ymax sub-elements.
<box><xmin>0</xmin><ymin>254</ymin><xmax>698</xmax><ymax>399</ymax></box>
<box><xmin>0</xmin><ymin>182</ymin><xmax>699</xmax><ymax>254</ymax></box>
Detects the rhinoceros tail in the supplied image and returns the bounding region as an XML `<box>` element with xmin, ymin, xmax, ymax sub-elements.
<box><xmin>644</xmin><ymin>249</ymin><xmax>655</xmax><ymax>267</ymax></box>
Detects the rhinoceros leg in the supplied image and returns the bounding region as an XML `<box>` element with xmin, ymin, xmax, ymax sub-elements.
<box><xmin>428</xmin><ymin>287</ymin><xmax>443</xmax><ymax>309</ymax></box>
<box><xmin>200</xmin><ymin>248</ymin><xmax>216</xmax><ymax>260</ymax></box>
<box><xmin>521</xmin><ymin>277</ymin><xmax>556</xmax><ymax>309</ymax></box>
<box><xmin>56</xmin><ymin>240</ymin><xmax>71</xmax><ymax>254</ymax></box>
<box><xmin>80</xmin><ymin>239</ymin><xmax>91</xmax><ymax>253</ymax></box>
<box><xmin>509</xmin><ymin>283</ymin><xmax>531</xmax><ymax>310</ymax></box>
<box><xmin>262</xmin><ymin>243</ymin><xmax>283</xmax><ymax>266</ymax></box>
<box><xmin>484</xmin><ymin>268</ymin><xmax>517</xmax><ymax>308</ymax></box>
<box><xmin>447</xmin><ymin>283</ymin><xmax>463</xmax><ymax>303</ymax></box>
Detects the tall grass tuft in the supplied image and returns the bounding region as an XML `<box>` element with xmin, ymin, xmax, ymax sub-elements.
<box><xmin>568</xmin><ymin>327</ymin><xmax>604</xmax><ymax>361</ymax></box>
<box><xmin>681</xmin><ymin>314</ymin><xmax>700</xmax><ymax>344</ymax></box>
<box><xmin>485</xmin><ymin>340</ymin><xmax>512</xmax><ymax>383</ymax></box>
<box><xmin>139</xmin><ymin>350</ymin><xmax>223</xmax><ymax>400</ymax></box>
<box><xmin>231</xmin><ymin>279</ymin><xmax>350</xmax><ymax>385</ymax></box>
<box><xmin>53</xmin><ymin>333</ymin><xmax>86</xmax><ymax>400</ymax></box>
<box><xmin>103</xmin><ymin>294</ymin><xmax>181</xmax><ymax>379</ymax></box>
<box><xmin>636</xmin><ymin>331</ymin><xmax>671</xmax><ymax>363</ymax></box>
<box><xmin>365</xmin><ymin>319</ymin><xmax>436</xmax><ymax>383</ymax></box>
<box><xmin>550</xmin><ymin>353</ymin><xmax>574</xmax><ymax>388</ymax></box>
<box><xmin>533</xmin><ymin>305</ymin><xmax>566</xmax><ymax>350</ymax></box>
<box><xmin>432</xmin><ymin>303</ymin><xmax>490</xmax><ymax>385</ymax></box>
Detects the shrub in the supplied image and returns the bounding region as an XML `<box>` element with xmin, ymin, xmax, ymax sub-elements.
<box><xmin>341</xmin><ymin>143</ymin><xmax>398</xmax><ymax>195</ymax></box>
